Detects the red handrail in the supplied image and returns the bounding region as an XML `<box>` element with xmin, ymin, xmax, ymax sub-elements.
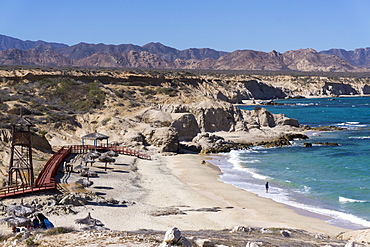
<box><xmin>0</xmin><ymin>144</ymin><xmax>150</xmax><ymax>198</ymax></box>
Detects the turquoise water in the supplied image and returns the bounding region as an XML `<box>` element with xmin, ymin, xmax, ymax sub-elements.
<box><xmin>210</xmin><ymin>97</ymin><xmax>370</xmax><ymax>229</ymax></box>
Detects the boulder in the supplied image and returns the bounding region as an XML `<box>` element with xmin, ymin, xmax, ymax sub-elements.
<box><xmin>274</xmin><ymin>113</ymin><xmax>300</xmax><ymax>127</ymax></box>
<box><xmin>260</xmin><ymin>228</ymin><xmax>273</xmax><ymax>234</ymax></box>
<box><xmin>137</xmin><ymin>108</ymin><xmax>173</xmax><ymax>127</ymax></box>
<box><xmin>163</xmin><ymin>227</ymin><xmax>182</xmax><ymax>244</ymax></box>
<box><xmin>248</xmin><ymin>107</ymin><xmax>276</xmax><ymax>127</ymax></box>
<box><xmin>170</xmin><ymin>113</ymin><xmax>200</xmax><ymax>141</ymax></box>
<box><xmin>345</xmin><ymin>241</ymin><xmax>355</xmax><ymax>247</ymax></box>
<box><xmin>280</xmin><ymin>230</ymin><xmax>291</xmax><ymax>237</ymax></box>
<box><xmin>161</xmin><ymin>227</ymin><xmax>191</xmax><ymax>247</ymax></box>
<box><xmin>144</xmin><ymin>127</ymin><xmax>179</xmax><ymax>153</ymax></box>
<box><xmin>122</xmin><ymin>130</ymin><xmax>146</xmax><ymax>147</ymax></box>
<box><xmin>314</xmin><ymin>142</ymin><xmax>339</xmax><ymax>146</ymax></box>
<box><xmin>191</xmin><ymin>101</ymin><xmax>237</xmax><ymax>132</ymax></box>
<box><xmin>187</xmin><ymin>133</ymin><xmax>230</xmax><ymax>153</ymax></box>
<box><xmin>230</xmin><ymin>225</ymin><xmax>252</xmax><ymax>233</ymax></box>
<box><xmin>243</xmin><ymin>106</ymin><xmax>300</xmax><ymax>128</ymax></box>
<box><xmin>193</xmin><ymin>238</ymin><xmax>215</xmax><ymax>247</ymax></box>
<box><xmin>246</xmin><ymin>242</ymin><xmax>262</xmax><ymax>247</ymax></box>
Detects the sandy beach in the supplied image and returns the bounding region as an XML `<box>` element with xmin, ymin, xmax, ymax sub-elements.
<box><xmin>20</xmin><ymin>152</ymin><xmax>346</xmax><ymax>237</ymax></box>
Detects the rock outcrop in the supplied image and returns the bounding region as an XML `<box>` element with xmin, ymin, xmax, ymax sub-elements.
<box><xmin>243</xmin><ymin>107</ymin><xmax>300</xmax><ymax>128</ymax></box>
<box><xmin>143</xmin><ymin>127</ymin><xmax>179</xmax><ymax>153</ymax></box>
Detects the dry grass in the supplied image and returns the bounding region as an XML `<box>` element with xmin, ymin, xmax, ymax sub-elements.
<box><xmin>1</xmin><ymin>227</ymin><xmax>350</xmax><ymax>247</ymax></box>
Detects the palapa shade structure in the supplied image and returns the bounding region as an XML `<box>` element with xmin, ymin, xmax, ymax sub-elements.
<box><xmin>0</xmin><ymin>215</ymin><xmax>30</xmax><ymax>227</ymax></box>
<box><xmin>75</xmin><ymin>212</ymin><xmax>104</xmax><ymax>226</ymax></box>
<box><xmin>7</xmin><ymin>203</ymin><xmax>34</xmax><ymax>217</ymax></box>
<box><xmin>74</xmin><ymin>164</ymin><xmax>89</xmax><ymax>173</ymax></box>
<box><xmin>98</xmin><ymin>156</ymin><xmax>116</xmax><ymax>171</ymax></box>
<box><xmin>0</xmin><ymin>200</ymin><xmax>34</xmax><ymax>227</ymax></box>
<box><xmin>86</xmin><ymin>151</ymin><xmax>100</xmax><ymax>159</ymax></box>
<box><xmin>81</xmin><ymin>131</ymin><xmax>109</xmax><ymax>146</ymax></box>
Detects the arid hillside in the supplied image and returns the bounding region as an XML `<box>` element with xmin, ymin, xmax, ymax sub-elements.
<box><xmin>0</xmin><ymin>67</ymin><xmax>369</xmax><ymax>185</ymax></box>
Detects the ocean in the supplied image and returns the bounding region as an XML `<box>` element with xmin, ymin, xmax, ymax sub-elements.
<box><xmin>209</xmin><ymin>96</ymin><xmax>370</xmax><ymax>230</ymax></box>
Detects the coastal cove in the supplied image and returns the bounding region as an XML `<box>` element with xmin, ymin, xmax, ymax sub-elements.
<box><xmin>209</xmin><ymin>96</ymin><xmax>370</xmax><ymax>230</ymax></box>
<box><xmin>2</xmin><ymin>67</ymin><xmax>370</xmax><ymax>244</ymax></box>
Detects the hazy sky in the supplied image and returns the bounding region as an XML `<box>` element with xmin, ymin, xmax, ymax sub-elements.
<box><xmin>1</xmin><ymin>0</ymin><xmax>369</xmax><ymax>52</ymax></box>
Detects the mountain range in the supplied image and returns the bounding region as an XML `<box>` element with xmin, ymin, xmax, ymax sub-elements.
<box><xmin>1</xmin><ymin>34</ymin><xmax>370</xmax><ymax>72</ymax></box>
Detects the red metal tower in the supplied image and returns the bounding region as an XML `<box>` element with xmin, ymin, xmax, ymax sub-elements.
<box><xmin>8</xmin><ymin>117</ymin><xmax>34</xmax><ymax>186</ymax></box>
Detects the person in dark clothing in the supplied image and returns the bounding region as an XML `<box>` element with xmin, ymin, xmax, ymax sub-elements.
<box><xmin>32</xmin><ymin>218</ymin><xmax>40</xmax><ymax>228</ymax></box>
<box><xmin>265</xmin><ymin>182</ymin><xmax>269</xmax><ymax>193</ymax></box>
<box><xmin>37</xmin><ymin>213</ymin><xmax>47</xmax><ymax>229</ymax></box>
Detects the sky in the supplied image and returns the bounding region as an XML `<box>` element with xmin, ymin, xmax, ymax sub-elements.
<box><xmin>1</xmin><ymin>0</ymin><xmax>370</xmax><ymax>53</ymax></box>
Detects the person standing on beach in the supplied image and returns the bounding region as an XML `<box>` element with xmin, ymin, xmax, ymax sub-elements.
<box><xmin>265</xmin><ymin>182</ymin><xmax>269</xmax><ymax>193</ymax></box>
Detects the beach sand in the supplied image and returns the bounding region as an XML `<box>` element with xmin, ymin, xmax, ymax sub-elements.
<box><xmin>25</xmin><ymin>152</ymin><xmax>346</xmax><ymax>237</ymax></box>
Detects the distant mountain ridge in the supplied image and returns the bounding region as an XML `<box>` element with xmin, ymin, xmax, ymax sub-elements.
<box><xmin>320</xmin><ymin>48</ymin><xmax>370</xmax><ymax>67</ymax></box>
<box><xmin>0</xmin><ymin>34</ymin><xmax>369</xmax><ymax>72</ymax></box>
<box><xmin>0</xmin><ymin>34</ymin><xmax>68</xmax><ymax>51</ymax></box>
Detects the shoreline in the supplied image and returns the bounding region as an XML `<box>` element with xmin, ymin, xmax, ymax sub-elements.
<box><xmin>237</xmin><ymin>94</ymin><xmax>370</xmax><ymax>106</ymax></box>
<box><xmin>0</xmin><ymin>152</ymin><xmax>348</xmax><ymax>237</ymax></box>
<box><xmin>163</xmin><ymin>154</ymin><xmax>347</xmax><ymax>236</ymax></box>
<box><xmin>204</xmin><ymin>153</ymin><xmax>342</xmax><ymax>227</ymax></box>
<box><xmin>206</xmin><ymin>130</ymin><xmax>370</xmax><ymax>232</ymax></box>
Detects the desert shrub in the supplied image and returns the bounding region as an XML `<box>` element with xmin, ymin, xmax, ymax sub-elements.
<box><xmin>38</xmin><ymin>130</ymin><xmax>48</xmax><ymax>136</ymax></box>
<box><xmin>157</xmin><ymin>87</ymin><xmax>178</xmax><ymax>96</ymax></box>
<box><xmin>102</xmin><ymin>117</ymin><xmax>111</xmax><ymax>125</ymax></box>
<box><xmin>44</xmin><ymin>226</ymin><xmax>74</xmax><ymax>236</ymax></box>
<box><xmin>25</xmin><ymin>236</ymin><xmax>36</xmax><ymax>246</ymax></box>
<box><xmin>142</xmin><ymin>88</ymin><xmax>157</xmax><ymax>95</ymax></box>
<box><xmin>37</xmin><ymin>78</ymin><xmax>106</xmax><ymax>112</ymax></box>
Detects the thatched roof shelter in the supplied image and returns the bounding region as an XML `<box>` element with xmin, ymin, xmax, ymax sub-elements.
<box><xmin>74</xmin><ymin>164</ymin><xmax>89</xmax><ymax>172</ymax></box>
<box><xmin>0</xmin><ymin>200</ymin><xmax>35</xmax><ymax>227</ymax></box>
<box><xmin>7</xmin><ymin>204</ymin><xmax>34</xmax><ymax>217</ymax></box>
<box><xmin>81</xmin><ymin>131</ymin><xmax>109</xmax><ymax>146</ymax></box>
<box><xmin>98</xmin><ymin>156</ymin><xmax>116</xmax><ymax>171</ymax></box>
<box><xmin>76</xmin><ymin>178</ymin><xmax>94</xmax><ymax>187</ymax></box>
<box><xmin>105</xmin><ymin>150</ymin><xmax>118</xmax><ymax>157</ymax></box>
<box><xmin>0</xmin><ymin>215</ymin><xmax>30</xmax><ymax>227</ymax></box>
<box><xmin>75</xmin><ymin>212</ymin><xmax>104</xmax><ymax>226</ymax></box>
<box><xmin>86</xmin><ymin>152</ymin><xmax>100</xmax><ymax>159</ymax></box>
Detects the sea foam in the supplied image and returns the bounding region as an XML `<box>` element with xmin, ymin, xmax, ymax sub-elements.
<box><xmin>339</xmin><ymin>196</ymin><xmax>368</xmax><ymax>204</ymax></box>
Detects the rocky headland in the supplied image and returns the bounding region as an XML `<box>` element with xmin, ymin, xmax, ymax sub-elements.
<box><xmin>0</xmin><ymin>67</ymin><xmax>320</xmax><ymax>184</ymax></box>
<box><xmin>0</xmin><ymin>67</ymin><xmax>369</xmax><ymax>183</ymax></box>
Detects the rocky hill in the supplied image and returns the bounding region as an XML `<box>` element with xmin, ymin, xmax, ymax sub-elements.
<box><xmin>1</xmin><ymin>34</ymin><xmax>370</xmax><ymax>72</ymax></box>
